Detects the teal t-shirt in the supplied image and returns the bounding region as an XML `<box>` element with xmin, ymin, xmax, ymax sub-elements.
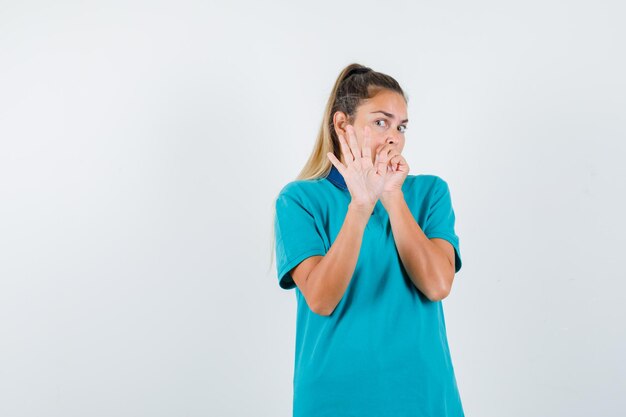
<box><xmin>274</xmin><ymin>165</ymin><xmax>464</xmax><ymax>417</ymax></box>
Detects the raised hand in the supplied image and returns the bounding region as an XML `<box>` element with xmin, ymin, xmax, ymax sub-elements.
<box><xmin>327</xmin><ymin>125</ymin><xmax>390</xmax><ymax>212</ymax></box>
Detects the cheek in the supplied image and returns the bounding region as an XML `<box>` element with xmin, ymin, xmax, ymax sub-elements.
<box><xmin>396</xmin><ymin>139</ymin><xmax>406</xmax><ymax>153</ymax></box>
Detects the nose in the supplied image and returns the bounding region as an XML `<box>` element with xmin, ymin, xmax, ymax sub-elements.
<box><xmin>386</xmin><ymin>129</ymin><xmax>402</xmax><ymax>145</ymax></box>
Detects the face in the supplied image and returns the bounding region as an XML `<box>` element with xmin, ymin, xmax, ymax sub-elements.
<box><xmin>333</xmin><ymin>89</ymin><xmax>408</xmax><ymax>166</ymax></box>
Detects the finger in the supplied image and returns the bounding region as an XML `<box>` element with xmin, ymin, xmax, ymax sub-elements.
<box><xmin>361</xmin><ymin>126</ymin><xmax>372</xmax><ymax>163</ymax></box>
<box><xmin>381</xmin><ymin>146</ymin><xmax>401</xmax><ymax>166</ymax></box>
<box><xmin>375</xmin><ymin>145</ymin><xmax>390</xmax><ymax>175</ymax></box>
<box><xmin>374</xmin><ymin>142</ymin><xmax>397</xmax><ymax>172</ymax></box>
<box><xmin>337</xmin><ymin>132</ymin><xmax>354</xmax><ymax>163</ymax></box>
<box><xmin>374</xmin><ymin>149</ymin><xmax>380</xmax><ymax>173</ymax></box>
<box><xmin>373</xmin><ymin>142</ymin><xmax>388</xmax><ymax>164</ymax></box>
<box><xmin>327</xmin><ymin>152</ymin><xmax>346</xmax><ymax>174</ymax></box>
<box><xmin>346</xmin><ymin>125</ymin><xmax>362</xmax><ymax>160</ymax></box>
<box><xmin>387</xmin><ymin>151</ymin><xmax>401</xmax><ymax>165</ymax></box>
<box><xmin>389</xmin><ymin>154</ymin><xmax>404</xmax><ymax>171</ymax></box>
<box><xmin>375</xmin><ymin>143</ymin><xmax>393</xmax><ymax>160</ymax></box>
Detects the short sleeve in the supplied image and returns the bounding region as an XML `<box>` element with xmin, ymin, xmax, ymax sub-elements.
<box><xmin>274</xmin><ymin>190</ymin><xmax>327</xmax><ymax>290</ymax></box>
<box><xmin>422</xmin><ymin>178</ymin><xmax>463</xmax><ymax>273</ymax></box>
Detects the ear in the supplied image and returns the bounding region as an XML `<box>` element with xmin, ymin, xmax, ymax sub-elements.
<box><xmin>332</xmin><ymin>111</ymin><xmax>349</xmax><ymax>137</ymax></box>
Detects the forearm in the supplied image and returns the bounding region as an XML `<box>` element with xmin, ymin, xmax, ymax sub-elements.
<box><xmin>382</xmin><ymin>192</ymin><xmax>451</xmax><ymax>301</ymax></box>
<box><xmin>308</xmin><ymin>203</ymin><xmax>372</xmax><ymax>315</ymax></box>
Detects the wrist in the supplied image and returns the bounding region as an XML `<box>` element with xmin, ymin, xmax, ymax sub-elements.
<box><xmin>348</xmin><ymin>201</ymin><xmax>375</xmax><ymax>219</ymax></box>
<box><xmin>381</xmin><ymin>190</ymin><xmax>404</xmax><ymax>206</ymax></box>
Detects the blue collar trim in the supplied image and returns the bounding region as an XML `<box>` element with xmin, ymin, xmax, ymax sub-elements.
<box><xmin>325</xmin><ymin>165</ymin><xmax>347</xmax><ymax>190</ymax></box>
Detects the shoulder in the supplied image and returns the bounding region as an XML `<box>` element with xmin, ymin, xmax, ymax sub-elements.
<box><xmin>403</xmin><ymin>173</ymin><xmax>449</xmax><ymax>197</ymax></box>
<box><xmin>274</xmin><ymin>178</ymin><xmax>329</xmax><ymax>213</ymax></box>
<box><xmin>276</xmin><ymin>178</ymin><xmax>327</xmax><ymax>201</ymax></box>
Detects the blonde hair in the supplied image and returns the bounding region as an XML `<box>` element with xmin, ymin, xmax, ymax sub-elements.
<box><xmin>267</xmin><ymin>63</ymin><xmax>408</xmax><ymax>275</ymax></box>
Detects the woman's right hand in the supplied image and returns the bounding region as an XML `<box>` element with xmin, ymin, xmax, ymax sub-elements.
<box><xmin>327</xmin><ymin>124</ymin><xmax>390</xmax><ymax>213</ymax></box>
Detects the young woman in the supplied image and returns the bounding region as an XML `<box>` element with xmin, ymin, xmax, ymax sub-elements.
<box><xmin>272</xmin><ymin>63</ymin><xmax>464</xmax><ymax>416</ymax></box>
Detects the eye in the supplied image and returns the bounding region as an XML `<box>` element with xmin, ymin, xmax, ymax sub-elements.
<box><xmin>375</xmin><ymin>119</ymin><xmax>407</xmax><ymax>133</ymax></box>
<box><xmin>374</xmin><ymin>119</ymin><xmax>387</xmax><ymax>128</ymax></box>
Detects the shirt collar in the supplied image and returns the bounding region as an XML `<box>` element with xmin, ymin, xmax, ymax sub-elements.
<box><xmin>325</xmin><ymin>165</ymin><xmax>347</xmax><ymax>190</ymax></box>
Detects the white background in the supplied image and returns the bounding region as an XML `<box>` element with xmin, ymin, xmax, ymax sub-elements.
<box><xmin>1</xmin><ymin>1</ymin><xmax>625</xmax><ymax>416</ymax></box>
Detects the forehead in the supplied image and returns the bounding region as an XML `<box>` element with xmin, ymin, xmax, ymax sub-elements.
<box><xmin>359</xmin><ymin>90</ymin><xmax>407</xmax><ymax>118</ymax></box>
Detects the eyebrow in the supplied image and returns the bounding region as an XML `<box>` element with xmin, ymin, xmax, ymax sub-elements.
<box><xmin>370</xmin><ymin>110</ymin><xmax>409</xmax><ymax>123</ymax></box>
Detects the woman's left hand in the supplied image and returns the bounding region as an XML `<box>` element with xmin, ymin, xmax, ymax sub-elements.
<box><xmin>375</xmin><ymin>143</ymin><xmax>410</xmax><ymax>202</ymax></box>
